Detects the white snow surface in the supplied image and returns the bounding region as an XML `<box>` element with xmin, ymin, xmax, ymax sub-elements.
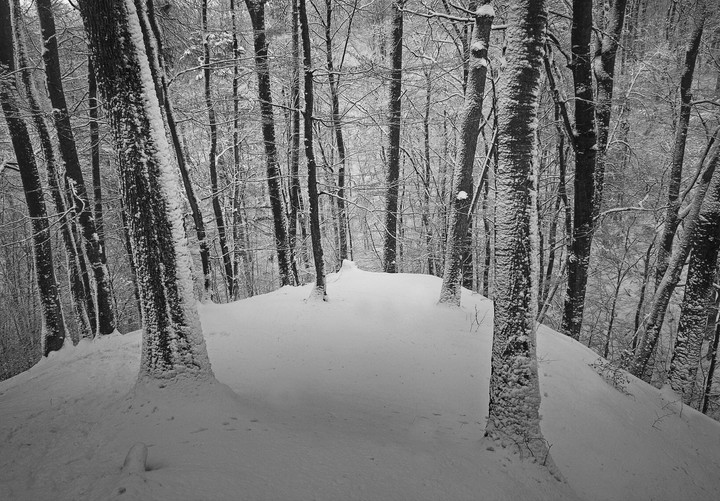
<box><xmin>1</xmin><ymin>262</ymin><xmax>719</xmax><ymax>500</ymax></box>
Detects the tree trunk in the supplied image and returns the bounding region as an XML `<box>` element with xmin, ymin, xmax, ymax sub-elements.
<box><xmin>382</xmin><ymin>0</ymin><xmax>404</xmax><ymax>274</ymax></box>
<box><xmin>324</xmin><ymin>0</ymin><xmax>349</xmax><ymax>263</ymax></box>
<box><xmin>562</xmin><ymin>0</ymin><xmax>598</xmax><ymax>340</ymax></box>
<box><xmin>137</xmin><ymin>0</ymin><xmax>213</xmax><ymax>299</ymax></box>
<box><xmin>654</xmin><ymin>1</ymin><xmax>706</xmax><ymax>286</ymax></box>
<box><xmin>299</xmin><ymin>0</ymin><xmax>327</xmax><ymax>299</ymax></box>
<box><xmin>422</xmin><ymin>70</ymin><xmax>435</xmax><ymax>275</ymax></box>
<box><xmin>11</xmin><ymin>0</ymin><xmax>92</xmax><ymax>340</ymax></box>
<box><xmin>288</xmin><ymin>0</ymin><xmax>305</xmax><ymax>275</ymax></box>
<box><xmin>438</xmin><ymin>4</ymin><xmax>493</xmax><ymax>305</ymax></box>
<box><xmin>78</xmin><ymin>0</ymin><xmax>213</xmax><ymax>380</ymax></box>
<box><xmin>245</xmin><ymin>0</ymin><xmax>296</xmax><ymax>287</ymax></box>
<box><xmin>486</xmin><ymin>0</ymin><xmax>554</xmax><ymax>466</ymax></box>
<box><xmin>0</xmin><ymin>0</ymin><xmax>65</xmax><ymax>354</ymax></box>
<box><xmin>593</xmin><ymin>0</ymin><xmax>628</xmax><ymax>216</ymax></box>
<box><xmin>35</xmin><ymin>0</ymin><xmax>116</xmax><ymax>335</ymax></box>
<box><xmin>667</xmin><ymin>180</ymin><xmax>720</xmax><ymax>402</ymax></box>
<box><xmin>702</xmin><ymin>316</ymin><xmax>720</xmax><ymax>413</ymax></box>
<box><xmin>203</xmin><ymin>0</ymin><xmax>235</xmax><ymax>299</ymax></box>
<box><xmin>632</xmin><ymin>141</ymin><xmax>720</xmax><ymax>379</ymax></box>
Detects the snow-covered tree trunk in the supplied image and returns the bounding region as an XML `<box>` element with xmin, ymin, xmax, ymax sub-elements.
<box><xmin>632</xmin><ymin>142</ymin><xmax>720</xmax><ymax>380</ymax></box>
<box><xmin>245</xmin><ymin>0</ymin><xmax>296</xmax><ymax>288</ymax></box>
<box><xmin>667</xmin><ymin>179</ymin><xmax>720</xmax><ymax>402</ymax></box>
<box><xmin>654</xmin><ymin>0</ymin><xmax>706</xmax><ymax>287</ymax></box>
<box><xmin>78</xmin><ymin>0</ymin><xmax>213</xmax><ymax>380</ymax></box>
<box><xmin>562</xmin><ymin>0</ymin><xmax>597</xmax><ymax>340</ymax></box>
<box><xmin>0</xmin><ymin>0</ymin><xmax>65</xmax><ymax>354</ymax></box>
<box><xmin>382</xmin><ymin>0</ymin><xmax>404</xmax><ymax>274</ymax></box>
<box><xmin>36</xmin><ymin>0</ymin><xmax>116</xmax><ymax>336</ymax></box>
<box><xmin>486</xmin><ymin>0</ymin><xmax>552</xmax><ymax>464</ymax></box>
<box><xmin>438</xmin><ymin>3</ymin><xmax>493</xmax><ymax>306</ymax></box>
<box><xmin>11</xmin><ymin>0</ymin><xmax>92</xmax><ymax>340</ymax></box>
<box><xmin>299</xmin><ymin>0</ymin><xmax>327</xmax><ymax>299</ymax></box>
<box><xmin>135</xmin><ymin>0</ymin><xmax>213</xmax><ymax>300</ymax></box>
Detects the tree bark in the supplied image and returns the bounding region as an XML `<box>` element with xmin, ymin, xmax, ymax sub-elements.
<box><xmin>203</xmin><ymin>0</ymin><xmax>235</xmax><ymax>299</ymax></box>
<box><xmin>654</xmin><ymin>0</ymin><xmax>706</xmax><ymax>286</ymax></box>
<box><xmin>137</xmin><ymin>0</ymin><xmax>213</xmax><ymax>299</ymax></box>
<box><xmin>245</xmin><ymin>0</ymin><xmax>296</xmax><ymax>287</ymax></box>
<box><xmin>632</xmin><ymin>141</ymin><xmax>720</xmax><ymax>379</ymax></box>
<box><xmin>562</xmin><ymin>0</ymin><xmax>598</xmax><ymax>340</ymax></box>
<box><xmin>11</xmin><ymin>0</ymin><xmax>92</xmax><ymax>340</ymax></box>
<box><xmin>486</xmin><ymin>0</ymin><xmax>554</xmax><ymax>466</ymax></box>
<box><xmin>78</xmin><ymin>0</ymin><xmax>213</xmax><ymax>380</ymax></box>
<box><xmin>438</xmin><ymin>4</ymin><xmax>493</xmax><ymax>306</ymax></box>
<box><xmin>382</xmin><ymin>0</ymin><xmax>404</xmax><ymax>274</ymax></box>
<box><xmin>0</xmin><ymin>0</ymin><xmax>65</xmax><ymax>354</ymax></box>
<box><xmin>35</xmin><ymin>0</ymin><xmax>116</xmax><ymax>335</ymax></box>
<box><xmin>668</xmin><ymin>177</ymin><xmax>720</xmax><ymax>402</ymax></box>
<box><xmin>324</xmin><ymin>0</ymin><xmax>349</xmax><ymax>263</ymax></box>
<box><xmin>299</xmin><ymin>0</ymin><xmax>327</xmax><ymax>299</ymax></box>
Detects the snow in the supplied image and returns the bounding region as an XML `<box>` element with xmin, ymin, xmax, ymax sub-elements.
<box><xmin>456</xmin><ymin>190</ymin><xmax>468</xmax><ymax>200</ymax></box>
<box><xmin>1</xmin><ymin>264</ymin><xmax>719</xmax><ymax>500</ymax></box>
<box><xmin>476</xmin><ymin>4</ymin><xmax>495</xmax><ymax>17</ymax></box>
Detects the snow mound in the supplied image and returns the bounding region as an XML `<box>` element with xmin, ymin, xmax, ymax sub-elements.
<box><xmin>1</xmin><ymin>265</ymin><xmax>719</xmax><ymax>500</ymax></box>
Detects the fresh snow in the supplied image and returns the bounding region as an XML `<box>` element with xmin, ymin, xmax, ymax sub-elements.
<box><xmin>456</xmin><ymin>190</ymin><xmax>469</xmax><ymax>200</ymax></box>
<box><xmin>1</xmin><ymin>262</ymin><xmax>719</xmax><ymax>500</ymax></box>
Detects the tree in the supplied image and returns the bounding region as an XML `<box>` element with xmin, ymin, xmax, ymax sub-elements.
<box><xmin>299</xmin><ymin>0</ymin><xmax>327</xmax><ymax>299</ymax></box>
<box><xmin>383</xmin><ymin>0</ymin><xmax>404</xmax><ymax>274</ymax></box>
<box><xmin>245</xmin><ymin>0</ymin><xmax>296</xmax><ymax>287</ymax></box>
<box><xmin>438</xmin><ymin>3</ymin><xmax>493</xmax><ymax>306</ymax></box>
<box><xmin>35</xmin><ymin>0</ymin><xmax>116</xmax><ymax>335</ymax></box>
<box><xmin>203</xmin><ymin>0</ymin><xmax>235</xmax><ymax>299</ymax></box>
<box><xmin>485</xmin><ymin>0</ymin><xmax>553</xmax><ymax>464</ymax></box>
<box><xmin>561</xmin><ymin>0</ymin><xmax>598</xmax><ymax>339</ymax></box>
<box><xmin>77</xmin><ymin>0</ymin><xmax>213</xmax><ymax>380</ymax></box>
<box><xmin>1</xmin><ymin>0</ymin><xmax>65</xmax><ymax>355</ymax></box>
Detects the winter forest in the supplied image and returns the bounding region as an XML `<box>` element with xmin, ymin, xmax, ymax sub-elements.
<box><xmin>2</xmin><ymin>0</ymin><xmax>720</xmax><ymax>499</ymax></box>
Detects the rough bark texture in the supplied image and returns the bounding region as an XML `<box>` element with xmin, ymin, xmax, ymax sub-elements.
<box><xmin>138</xmin><ymin>0</ymin><xmax>213</xmax><ymax>298</ymax></box>
<box><xmin>288</xmin><ymin>0</ymin><xmax>305</xmax><ymax>274</ymax></box>
<box><xmin>299</xmin><ymin>0</ymin><xmax>327</xmax><ymax>298</ymax></box>
<box><xmin>36</xmin><ymin>0</ymin><xmax>116</xmax><ymax>335</ymax></box>
<box><xmin>0</xmin><ymin>0</ymin><xmax>65</xmax><ymax>354</ymax></box>
<box><xmin>562</xmin><ymin>0</ymin><xmax>597</xmax><ymax>340</ymax></box>
<box><xmin>654</xmin><ymin>1</ymin><xmax>706</xmax><ymax>286</ymax></box>
<box><xmin>438</xmin><ymin>4</ymin><xmax>493</xmax><ymax>306</ymax></box>
<box><xmin>203</xmin><ymin>0</ymin><xmax>235</xmax><ymax>299</ymax></box>
<box><xmin>382</xmin><ymin>0</ymin><xmax>404</xmax><ymax>273</ymax></box>
<box><xmin>246</xmin><ymin>0</ymin><xmax>295</xmax><ymax>287</ymax></box>
<box><xmin>668</xmin><ymin>180</ymin><xmax>720</xmax><ymax>402</ymax></box>
<box><xmin>632</xmin><ymin>142</ymin><xmax>720</xmax><ymax>380</ymax></box>
<box><xmin>486</xmin><ymin>0</ymin><xmax>552</xmax><ymax>465</ymax></box>
<box><xmin>11</xmin><ymin>0</ymin><xmax>92</xmax><ymax>340</ymax></box>
<box><xmin>78</xmin><ymin>0</ymin><xmax>213</xmax><ymax>380</ymax></box>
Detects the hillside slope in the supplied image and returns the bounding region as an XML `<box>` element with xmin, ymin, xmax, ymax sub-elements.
<box><xmin>0</xmin><ymin>262</ymin><xmax>718</xmax><ymax>500</ymax></box>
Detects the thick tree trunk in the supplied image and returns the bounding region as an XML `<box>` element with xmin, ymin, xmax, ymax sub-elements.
<box><xmin>78</xmin><ymin>0</ymin><xmax>213</xmax><ymax>380</ymax></box>
<box><xmin>0</xmin><ymin>0</ymin><xmax>65</xmax><ymax>354</ymax></box>
<box><xmin>88</xmin><ymin>58</ymin><xmax>106</xmax><ymax>266</ymax></box>
<box><xmin>702</xmin><ymin>318</ymin><xmax>720</xmax><ymax>413</ymax></box>
<box><xmin>35</xmin><ymin>0</ymin><xmax>116</xmax><ymax>335</ymax></box>
<box><xmin>486</xmin><ymin>0</ymin><xmax>553</xmax><ymax>466</ymax></box>
<box><xmin>438</xmin><ymin>4</ymin><xmax>493</xmax><ymax>306</ymax></box>
<box><xmin>11</xmin><ymin>1</ymin><xmax>92</xmax><ymax>340</ymax></box>
<box><xmin>299</xmin><ymin>0</ymin><xmax>327</xmax><ymax>299</ymax></box>
<box><xmin>324</xmin><ymin>0</ymin><xmax>349</xmax><ymax>263</ymax></box>
<box><xmin>667</xmin><ymin>182</ymin><xmax>720</xmax><ymax>402</ymax></box>
<box><xmin>382</xmin><ymin>0</ymin><xmax>404</xmax><ymax>273</ymax></box>
<box><xmin>203</xmin><ymin>0</ymin><xmax>235</xmax><ymax>299</ymax></box>
<box><xmin>137</xmin><ymin>0</ymin><xmax>213</xmax><ymax>299</ymax></box>
<box><xmin>245</xmin><ymin>0</ymin><xmax>295</xmax><ymax>287</ymax></box>
<box><xmin>654</xmin><ymin>1</ymin><xmax>706</xmax><ymax>286</ymax></box>
<box><xmin>632</xmin><ymin>142</ymin><xmax>720</xmax><ymax>379</ymax></box>
<box><xmin>562</xmin><ymin>0</ymin><xmax>598</xmax><ymax>340</ymax></box>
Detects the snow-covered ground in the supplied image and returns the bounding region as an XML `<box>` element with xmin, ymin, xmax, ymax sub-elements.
<box><xmin>1</xmin><ymin>262</ymin><xmax>718</xmax><ymax>500</ymax></box>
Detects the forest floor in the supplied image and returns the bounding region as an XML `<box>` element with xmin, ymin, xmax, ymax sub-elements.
<box><xmin>1</xmin><ymin>261</ymin><xmax>719</xmax><ymax>500</ymax></box>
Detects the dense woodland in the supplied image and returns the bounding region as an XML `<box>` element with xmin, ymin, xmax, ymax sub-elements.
<box><xmin>1</xmin><ymin>0</ymin><xmax>720</xmax><ymax>452</ymax></box>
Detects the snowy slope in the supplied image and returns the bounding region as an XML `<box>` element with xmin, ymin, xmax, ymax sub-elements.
<box><xmin>0</xmin><ymin>262</ymin><xmax>718</xmax><ymax>500</ymax></box>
